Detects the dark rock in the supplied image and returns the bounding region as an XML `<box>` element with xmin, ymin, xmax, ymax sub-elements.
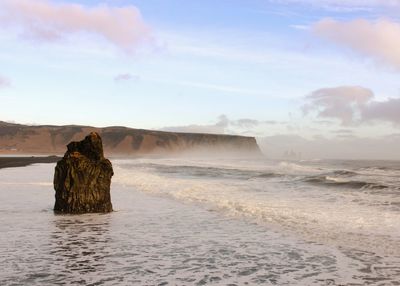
<box><xmin>53</xmin><ymin>132</ymin><xmax>113</xmax><ymax>213</ymax></box>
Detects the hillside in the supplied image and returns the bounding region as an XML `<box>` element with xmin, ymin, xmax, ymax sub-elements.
<box><xmin>0</xmin><ymin>121</ymin><xmax>262</xmax><ymax>156</ymax></box>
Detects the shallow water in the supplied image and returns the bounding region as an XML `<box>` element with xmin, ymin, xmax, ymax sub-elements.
<box><xmin>1</xmin><ymin>159</ymin><xmax>400</xmax><ymax>285</ymax></box>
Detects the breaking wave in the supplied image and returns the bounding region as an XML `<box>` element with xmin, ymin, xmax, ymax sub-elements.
<box><xmin>113</xmin><ymin>159</ymin><xmax>400</xmax><ymax>256</ymax></box>
<box><xmin>303</xmin><ymin>175</ymin><xmax>389</xmax><ymax>190</ymax></box>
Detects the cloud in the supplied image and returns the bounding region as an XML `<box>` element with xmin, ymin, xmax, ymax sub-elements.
<box><xmin>232</xmin><ymin>118</ymin><xmax>260</xmax><ymax>128</ymax></box>
<box><xmin>332</xmin><ymin>129</ymin><xmax>354</xmax><ymax>135</ymax></box>
<box><xmin>290</xmin><ymin>25</ymin><xmax>310</xmax><ymax>30</ymax></box>
<box><xmin>0</xmin><ymin>0</ymin><xmax>150</xmax><ymax>52</ymax></box>
<box><xmin>148</xmin><ymin>78</ymin><xmax>271</xmax><ymax>97</ymax></box>
<box><xmin>314</xmin><ymin>18</ymin><xmax>400</xmax><ymax>70</ymax></box>
<box><xmin>161</xmin><ymin>115</ymin><xmax>228</xmax><ymax>135</ymax></box>
<box><xmin>303</xmin><ymin>86</ymin><xmax>373</xmax><ymax>124</ymax></box>
<box><xmin>232</xmin><ymin>118</ymin><xmax>277</xmax><ymax>128</ymax></box>
<box><xmin>303</xmin><ymin>86</ymin><xmax>400</xmax><ymax>125</ymax></box>
<box><xmin>0</xmin><ymin>75</ymin><xmax>11</xmax><ymax>88</ymax></box>
<box><xmin>363</xmin><ymin>98</ymin><xmax>400</xmax><ymax>124</ymax></box>
<box><xmin>114</xmin><ymin>73</ymin><xmax>140</xmax><ymax>82</ymax></box>
<box><xmin>271</xmin><ymin>0</ymin><xmax>400</xmax><ymax>11</ymax></box>
<box><xmin>162</xmin><ymin>115</ymin><xmax>277</xmax><ymax>135</ymax></box>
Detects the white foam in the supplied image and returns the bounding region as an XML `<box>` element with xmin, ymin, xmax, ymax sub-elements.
<box><xmin>114</xmin><ymin>160</ymin><xmax>400</xmax><ymax>256</ymax></box>
<box><xmin>277</xmin><ymin>161</ymin><xmax>323</xmax><ymax>174</ymax></box>
<box><xmin>325</xmin><ymin>176</ymin><xmax>347</xmax><ymax>182</ymax></box>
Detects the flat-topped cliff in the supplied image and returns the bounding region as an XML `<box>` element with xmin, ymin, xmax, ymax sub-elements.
<box><xmin>0</xmin><ymin>121</ymin><xmax>262</xmax><ymax>156</ymax></box>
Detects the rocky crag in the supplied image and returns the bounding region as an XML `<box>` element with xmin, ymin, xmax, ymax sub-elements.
<box><xmin>0</xmin><ymin>121</ymin><xmax>262</xmax><ymax>156</ymax></box>
<box><xmin>53</xmin><ymin>132</ymin><xmax>113</xmax><ymax>214</ymax></box>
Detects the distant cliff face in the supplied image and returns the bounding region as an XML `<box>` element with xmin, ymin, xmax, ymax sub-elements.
<box><xmin>0</xmin><ymin>121</ymin><xmax>262</xmax><ymax>156</ymax></box>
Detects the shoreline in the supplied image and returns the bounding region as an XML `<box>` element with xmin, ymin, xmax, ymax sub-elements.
<box><xmin>0</xmin><ymin>156</ymin><xmax>60</xmax><ymax>170</ymax></box>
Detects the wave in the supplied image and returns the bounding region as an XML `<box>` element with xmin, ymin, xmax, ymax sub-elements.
<box><xmin>112</xmin><ymin>164</ymin><xmax>400</xmax><ymax>256</ymax></box>
<box><xmin>359</xmin><ymin>165</ymin><xmax>400</xmax><ymax>171</ymax></box>
<box><xmin>255</xmin><ymin>172</ymin><xmax>282</xmax><ymax>179</ymax></box>
<box><xmin>330</xmin><ymin>170</ymin><xmax>358</xmax><ymax>176</ymax></box>
<box><xmin>303</xmin><ymin>175</ymin><xmax>388</xmax><ymax>190</ymax></box>
<box><xmin>277</xmin><ymin>162</ymin><xmax>323</xmax><ymax>174</ymax></box>
<box><xmin>118</xmin><ymin>162</ymin><xmax>284</xmax><ymax>180</ymax></box>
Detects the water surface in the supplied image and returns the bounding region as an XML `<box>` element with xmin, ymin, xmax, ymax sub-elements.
<box><xmin>1</xmin><ymin>158</ymin><xmax>399</xmax><ymax>285</ymax></box>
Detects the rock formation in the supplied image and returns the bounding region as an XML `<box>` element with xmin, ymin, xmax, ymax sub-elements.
<box><xmin>53</xmin><ymin>132</ymin><xmax>113</xmax><ymax>213</ymax></box>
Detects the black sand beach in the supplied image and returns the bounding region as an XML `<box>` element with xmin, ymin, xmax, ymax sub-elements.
<box><xmin>0</xmin><ymin>156</ymin><xmax>60</xmax><ymax>170</ymax></box>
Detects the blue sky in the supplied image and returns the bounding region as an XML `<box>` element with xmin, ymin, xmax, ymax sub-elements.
<box><xmin>1</xmin><ymin>0</ymin><xmax>400</xmax><ymax>146</ymax></box>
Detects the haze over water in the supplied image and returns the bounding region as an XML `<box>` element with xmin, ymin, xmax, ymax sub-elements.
<box><xmin>1</xmin><ymin>158</ymin><xmax>399</xmax><ymax>285</ymax></box>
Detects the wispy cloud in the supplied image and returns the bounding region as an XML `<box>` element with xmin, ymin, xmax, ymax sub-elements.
<box><xmin>271</xmin><ymin>0</ymin><xmax>400</xmax><ymax>11</ymax></box>
<box><xmin>332</xmin><ymin>129</ymin><xmax>354</xmax><ymax>135</ymax></box>
<box><xmin>232</xmin><ymin>119</ymin><xmax>278</xmax><ymax>128</ymax></box>
<box><xmin>161</xmin><ymin>115</ymin><xmax>229</xmax><ymax>135</ymax></box>
<box><xmin>146</xmin><ymin>78</ymin><xmax>273</xmax><ymax>97</ymax></box>
<box><xmin>303</xmin><ymin>86</ymin><xmax>400</xmax><ymax>125</ymax></box>
<box><xmin>289</xmin><ymin>24</ymin><xmax>310</xmax><ymax>30</ymax></box>
<box><xmin>114</xmin><ymin>73</ymin><xmax>140</xmax><ymax>82</ymax></box>
<box><xmin>314</xmin><ymin>18</ymin><xmax>400</xmax><ymax>70</ymax></box>
<box><xmin>161</xmin><ymin>115</ymin><xmax>277</xmax><ymax>135</ymax></box>
<box><xmin>0</xmin><ymin>0</ymin><xmax>150</xmax><ymax>52</ymax></box>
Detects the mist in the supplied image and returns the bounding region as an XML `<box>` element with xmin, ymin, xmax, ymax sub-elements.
<box><xmin>258</xmin><ymin>134</ymin><xmax>400</xmax><ymax>161</ymax></box>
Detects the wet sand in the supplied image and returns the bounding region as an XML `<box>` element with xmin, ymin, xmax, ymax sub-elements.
<box><xmin>0</xmin><ymin>156</ymin><xmax>60</xmax><ymax>170</ymax></box>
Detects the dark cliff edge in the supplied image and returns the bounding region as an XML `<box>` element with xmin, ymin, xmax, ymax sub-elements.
<box><xmin>0</xmin><ymin>121</ymin><xmax>262</xmax><ymax>157</ymax></box>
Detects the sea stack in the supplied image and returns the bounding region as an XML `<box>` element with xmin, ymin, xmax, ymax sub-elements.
<box><xmin>53</xmin><ymin>132</ymin><xmax>113</xmax><ymax>213</ymax></box>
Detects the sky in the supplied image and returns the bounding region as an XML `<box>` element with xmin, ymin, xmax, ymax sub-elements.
<box><xmin>0</xmin><ymin>0</ymin><xmax>400</xmax><ymax>159</ymax></box>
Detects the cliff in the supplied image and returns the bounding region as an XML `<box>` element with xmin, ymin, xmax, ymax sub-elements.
<box><xmin>0</xmin><ymin>121</ymin><xmax>262</xmax><ymax>156</ymax></box>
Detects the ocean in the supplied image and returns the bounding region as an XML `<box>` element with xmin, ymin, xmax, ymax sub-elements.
<box><xmin>0</xmin><ymin>158</ymin><xmax>399</xmax><ymax>285</ymax></box>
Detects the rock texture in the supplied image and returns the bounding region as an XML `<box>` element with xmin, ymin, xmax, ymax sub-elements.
<box><xmin>0</xmin><ymin>121</ymin><xmax>262</xmax><ymax>156</ymax></box>
<box><xmin>53</xmin><ymin>132</ymin><xmax>113</xmax><ymax>214</ymax></box>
